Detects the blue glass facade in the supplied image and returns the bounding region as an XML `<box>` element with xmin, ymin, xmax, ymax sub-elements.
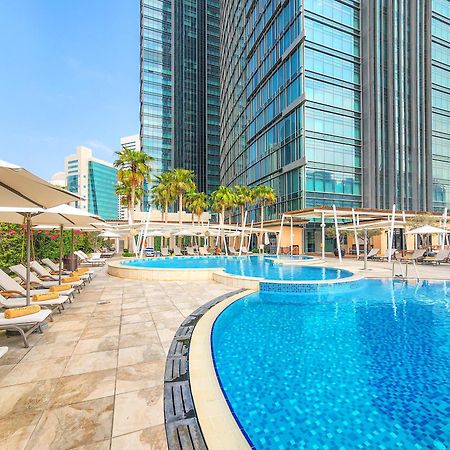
<box><xmin>221</xmin><ymin>0</ymin><xmax>450</xmax><ymax>216</ymax></box>
<box><xmin>87</xmin><ymin>161</ymin><xmax>118</xmax><ymax>220</ymax></box>
<box><xmin>220</xmin><ymin>0</ymin><xmax>361</xmax><ymax>221</ymax></box>
<box><xmin>140</xmin><ymin>0</ymin><xmax>220</xmax><ymax>195</ymax></box>
<box><xmin>432</xmin><ymin>0</ymin><xmax>450</xmax><ymax>211</ymax></box>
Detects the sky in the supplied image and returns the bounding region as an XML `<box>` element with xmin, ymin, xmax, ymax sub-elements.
<box><xmin>0</xmin><ymin>1</ymin><xmax>139</xmax><ymax>180</ymax></box>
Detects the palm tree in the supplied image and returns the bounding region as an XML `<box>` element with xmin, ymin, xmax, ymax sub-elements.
<box><xmin>151</xmin><ymin>173</ymin><xmax>176</xmax><ymax>223</ymax></box>
<box><xmin>234</xmin><ymin>186</ymin><xmax>254</xmax><ymax>227</ymax></box>
<box><xmin>168</xmin><ymin>168</ymin><xmax>196</xmax><ymax>223</ymax></box>
<box><xmin>253</xmin><ymin>185</ymin><xmax>277</xmax><ymax>243</ymax></box>
<box><xmin>114</xmin><ymin>146</ymin><xmax>153</xmax><ymax>221</ymax></box>
<box><xmin>185</xmin><ymin>190</ymin><xmax>209</xmax><ymax>225</ymax></box>
<box><xmin>211</xmin><ymin>186</ymin><xmax>236</xmax><ymax>226</ymax></box>
<box><xmin>116</xmin><ymin>180</ymin><xmax>145</xmax><ymax>214</ymax></box>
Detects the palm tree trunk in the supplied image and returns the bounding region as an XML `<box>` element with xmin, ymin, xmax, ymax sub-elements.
<box><xmin>221</xmin><ymin>206</ymin><xmax>225</xmax><ymax>249</ymax></box>
<box><xmin>241</xmin><ymin>205</ymin><xmax>245</xmax><ymax>227</ymax></box>
<box><xmin>178</xmin><ymin>194</ymin><xmax>183</xmax><ymax>224</ymax></box>
<box><xmin>130</xmin><ymin>187</ymin><xmax>135</xmax><ymax>223</ymax></box>
<box><xmin>260</xmin><ymin>202</ymin><xmax>264</xmax><ymax>246</ymax></box>
<box><xmin>164</xmin><ymin>201</ymin><xmax>169</xmax><ymax>247</ymax></box>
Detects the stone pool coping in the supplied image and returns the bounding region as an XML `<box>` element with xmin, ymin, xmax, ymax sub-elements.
<box><xmin>108</xmin><ymin>258</ymin><xmax>362</xmax><ymax>290</ymax></box>
<box><xmin>164</xmin><ymin>289</ymin><xmax>252</xmax><ymax>450</ymax></box>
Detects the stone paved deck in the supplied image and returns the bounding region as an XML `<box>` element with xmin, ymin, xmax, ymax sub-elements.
<box><xmin>0</xmin><ymin>267</ymin><xmax>234</xmax><ymax>450</ymax></box>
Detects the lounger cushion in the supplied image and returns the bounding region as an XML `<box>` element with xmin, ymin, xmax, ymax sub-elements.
<box><xmin>33</xmin><ymin>293</ymin><xmax>59</xmax><ymax>302</ymax></box>
<box><xmin>4</xmin><ymin>305</ymin><xmax>41</xmax><ymax>319</ymax></box>
<box><xmin>0</xmin><ymin>309</ymin><xmax>51</xmax><ymax>325</ymax></box>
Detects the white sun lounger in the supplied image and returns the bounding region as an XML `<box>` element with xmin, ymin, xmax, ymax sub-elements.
<box><xmin>186</xmin><ymin>247</ymin><xmax>197</xmax><ymax>256</ymax></box>
<box><xmin>0</xmin><ymin>347</ymin><xmax>7</xmax><ymax>359</ymax></box>
<box><xmin>421</xmin><ymin>249</ymin><xmax>450</xmax><ymax>265</ymax></box>
<box><xmin>31</xmin><ymin>261</ymin><xmax>91</xmax><ymax>284</ymax></box>
<box><xmin>0</xmin><ymin>269</ymin><xmax>75</xmax><ymax>300</ymax></box>
<box><xmin>160</xmin><ymin>247</ymin><xmax>170</xmax><ymax>257</ymax></box>
<box><xmin>0</xmin><ymin>309</ymin><xmax>53</xmax><ymax>347</ymax></box>
<box><xmin>10</xmin><ymin>264</ymin><xmax>82</xmax><ymax>293</ymax></box>
<box><xmin>42</xmin><ymin>258</ymin><xmax>95</xmax><ymax>279</ymax></box>
<box><xmin>0</xmin><ymin>292</ymin><xmax>70</xmax><ymax>313</ymax></box>
<box><xmin>75</xmin><ymin>251</ymin><xmax>105</xmax><ymax>266</ymax></box>
<box><xmin>173</xmin><ymin>246</ymin><xmax>183</xmax><ymax>256</ymax></box>
<box><xmin>199</xmin><ymin>247</ymin><xmax>211</xmax><ymax>256</ymax></box>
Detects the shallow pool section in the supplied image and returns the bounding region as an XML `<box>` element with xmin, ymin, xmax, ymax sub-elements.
<box><xmin>122</xmin><ymin>255</ymin><xmax>352</xmax><ymax>282</ymax></box>
<box><xmin>212</xmin><ymin>280</ymin><xmax>450</xmax><ymax>449</ymax></box>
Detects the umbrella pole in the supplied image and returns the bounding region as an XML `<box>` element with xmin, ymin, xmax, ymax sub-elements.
<box><xmin>59</xmin><ymin>225</ymin><xmax>63</xmax><ymax>284</ymax></box>
<box><xmin>26</xmin><ymin>213</ymin><xmax>31</xmax><ymax>306</ymax></box>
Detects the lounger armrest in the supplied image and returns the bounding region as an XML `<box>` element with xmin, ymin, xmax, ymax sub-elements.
<box><xmin>1</xmin><ymin>290</ymin><xmax>23</xmax><ymax>298</ymax></box>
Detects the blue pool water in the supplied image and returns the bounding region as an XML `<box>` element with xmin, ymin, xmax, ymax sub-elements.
<box><xmin>122</xmin><ymin>255</ymin><xmax>353</xmax><ymax>281</ymax></box>
<box><xmin>212</xmin><ymin>279</ymin><xmax>450</xmax><ymax>449</ymax></box>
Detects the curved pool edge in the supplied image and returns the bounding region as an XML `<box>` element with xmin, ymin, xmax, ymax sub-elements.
<box><xmin>108</xmin><ymin>258</ymin><xmax>361</xmax><ymax>290</ymax></box>
<box><xmin>164</xmin><ymin>288</ymin><xmax>253</xmax><ymax>450</ymax></box>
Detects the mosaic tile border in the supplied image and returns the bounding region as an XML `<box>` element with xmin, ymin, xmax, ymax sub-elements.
<box><xmin>164</xmin><ymin>289</ymin><xmax>246</xmax><ymax>450</ymax></box>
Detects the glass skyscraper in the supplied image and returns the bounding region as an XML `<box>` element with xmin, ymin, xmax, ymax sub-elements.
<box><xmin>140</xmin><ymin>0</ymin><xmax>220</xmax><ymax>194</ymax></box>
<box><xmin>220</xmin><ymin>0</ymin><xmax>450</xmax><ymax>219</ymax></box>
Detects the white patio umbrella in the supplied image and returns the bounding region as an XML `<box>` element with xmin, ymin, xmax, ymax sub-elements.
<box><xmin>0</xmin><ymin>160</ymin><xmax>79</xmax><ymax>208</ymax></box>
<box><xmin>33</xmin><ymin>204</ymin><xmax>105</xmax><ymax>284</ymax></box>
<box><xmin>98</xmin><ymin>230</ymin><xmax>121</xmax><ymax>238</ymax></box>
<box><xmin>405</xmin><ymin>225</ymin><xmax>448</xmax><ymax>250</ymax></box>
<box><xmin>0</xmin><ymin>161</ymin><xmax>80</xmax><ymax>304</ymax></box>
<box><xmin>404</xmin><ymin>225</ymin><xmax>448</xmax><ymax>235</ymax></box>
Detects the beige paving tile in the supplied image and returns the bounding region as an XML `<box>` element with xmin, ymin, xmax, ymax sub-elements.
<box><xmin>112</xmin><ymin>386</ymin><xmax>164</xmax><ymax>437</ymax></box>
<box><xmin>64</xmin><ymin>350</ymin><xmax>117</xmax><ymax>376</ymax></box>
<box><xmin>116</xmin><ymin>360</ymin><xmax>165</xmax><ymax>394</ymax></box>
<box><xmin>0</xmin><ymin>357</ymin><xmax>68</xmax><ymax>387</ymax></box>
<box><xmin>26</xmin><ymin>396</ymin><xmax>114</xmax><ymax>450</ymax></box>
<box><xmin>0</xmin><ymin>411</ymin><xmax>42</xmax><ymax>450</ymax></box>
<box><xmin>119</xmin><ymin>330</ymin><xmax>159</xmax><ymax>349</ymax></box>
<box><xmin>111</xmin><ymin>424</ymin><xmax>167</xmax><ymax>449</ymax></box>
<box><xmin>74</xmin><ymin>335</ymin><xmax>119</xmax><ymax>354</ymax></box>
<box><xmin>0</xmin><ymin>345</ymin><xmax>30</xmax><ymax>366</ymax></box>
<box><xmin>50</xmin><ymin>369</ymin><xmax>116</xmax><ymax>407</ymax></box>
<box><xmin>21</xmin><ymin>340</ymin><xmax>78</xmax><ymax>362</ymax></box>
<box><xmin>73</xmin><ymin>440</ymin><xmax>111</xmax><ymax>450</ymax></box>
<box><xmin>81</xmin><ymin>325</ymin><xmax>120</xmax><ymax>340</ymax></box>
<box><xmin>121</xmin><ymin>313</ymin><xmax>153</xmax><ymax>325</ymax></box>
<box><xmin>121</xmin><ymin>322</ymin><xmax>157</xmax><ymax>335</ymax></box>
<box><xmin>118</xmin><ymin>344</ymin><xmax>165</xmax><ymax>367</ymax></box>
<box><xmin>0</xmin><ymin>380</ymin><xmax>55</xmax><ymax>418</ymax></box>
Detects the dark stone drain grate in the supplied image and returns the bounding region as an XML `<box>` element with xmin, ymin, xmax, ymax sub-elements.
<box><xmin>164</xmin><ymin>289</ymin><xmax>245</xmax><ymax>450</ymax></box>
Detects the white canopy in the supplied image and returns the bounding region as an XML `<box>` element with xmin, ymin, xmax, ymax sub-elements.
<box><xmin>98</xmin><ymin>230</ymin><xmax>121</xmax><ymax>238</ymax></box>
<box><xmin>0</xmin><ymin>160</ymin><xmax>79</xmax><ymax>208</ymax></box>
<box><xmin>405</xmin><ymin>225</ymin><xmax>448</xmax><ymax>235</ymax></box>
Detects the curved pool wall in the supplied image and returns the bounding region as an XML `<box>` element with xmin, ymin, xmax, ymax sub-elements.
<box><xmin>211</xmin><ymin>279</ymin><xmax>450</xmax><ymax>449</ymax></box>
<box><xmin>109</xmin><ymin>255</ymin><xmax>359</xmax><ymax>290</ymax></box>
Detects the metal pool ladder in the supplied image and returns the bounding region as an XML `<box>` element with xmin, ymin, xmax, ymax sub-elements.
<box><xmin>392</xmin><ymin>257</ymin><xmax>420</xmax><ymax>281</ymax></box>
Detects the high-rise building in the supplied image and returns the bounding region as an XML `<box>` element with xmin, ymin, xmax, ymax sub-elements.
<box><xmin>65</xmin><ymin>146</ymin><xmax>119</xmax><ymax>220</ymax></box>
<box><xmin>120</xmin><ymin>134</ymin><xmax>141</xmax><ymax>152</ymax></box>
<box><xmin>140</xmin><ymin>0</ymin><xmax>220</xmax><ymax>195</ymax></box>
<box><xmin>220</xmin><ymin>0</ymin><xmax>450</xmax><ymax>219</ymax></box>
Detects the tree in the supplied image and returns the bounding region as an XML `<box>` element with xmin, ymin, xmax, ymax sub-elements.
<box><xmin>211</xmin><ymin>186</ymin><xmax>237</xmax><ymax>226</ymax></box>
<box><xmin>253</xmin><ymin>185</ymin><xmax>276</xmax><ymax>237</ymax></box>
<box><xmin>185</xmin><ymin>190</ymin><xmax>209</xmax><ymax>225</ymax></box>
<box><xmin>151</xmin><ymin>172</ymin><xmax>176</xmax><ymax>223</ymax></box>
<box><xmin>406</xmin><ymin>213</ymin><xmax>438</xmax><ymax>230</ymax></box>
<box><xmin>234</xmin><ymin>185</ymin><xmax>254</xmax><ymax>227</ymax></box>
<box><xmin>114</xmin><ymin>146</ymin><xmax>153</xmax><ymax>222</ymax></box>
<box><xmin>168</xmin><ymin>168</ymin><xmax>196</xmax><ymax>223</ymax></box>
<box><xmin>115</xmin><ymin>179</ymin><xmax>145</xmax><ymax>220</ymax></box>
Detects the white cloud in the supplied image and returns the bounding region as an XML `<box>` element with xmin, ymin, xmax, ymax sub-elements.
<box><xmin>84</xmin><ymin>140</ymin><xmax>115</xmax><ymax>158</ymax></box>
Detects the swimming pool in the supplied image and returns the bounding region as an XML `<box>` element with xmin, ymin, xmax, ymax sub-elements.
<box><xmin>212</xmin><ymin>279</ymin><xmax>450</xmax><ymax>449</ymax></box>
<box><xmin>122</xmin><ymin>255</ymin><xmax>353</xmax><ymax>281</ymax></box>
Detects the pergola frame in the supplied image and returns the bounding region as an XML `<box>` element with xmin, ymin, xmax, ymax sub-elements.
<box><xmin>280</xmin><ymin>205</ymin><xmax>447</xmax><ymax>263</ymax></box>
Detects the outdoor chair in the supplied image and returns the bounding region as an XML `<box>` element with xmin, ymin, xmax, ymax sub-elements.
<box><xmin>421</xmin><ymin>249</ymin><xmax>450</xmax><ymax>265</ymax></box>
<box><xmin>186</xmin><ymin>246</ymin><xmax>197</xmax><ymax>256</ymax></box>
<box><xmin>160</xmin><ymin>247</ymin><xmax>170</xmax><ymax>257</ymax></box>
<box><xmin>74</xmin><ymin>251</ymin><xmax>105</xmax><ymax>266</ymax></box>
<box><xmin>10</xmin><ymin>264</ymin><xmax>83</xmax><ymax>293</ymax></box>
<box><xmin>199</xmin><ymin>247</ymin><xmax>211</xmax><ymax>256</ymax></box>
<box><xmin>228</xmin><ymin>246</ymin><xmax>238</xmax><ymax>255</ymax></box>
<box><xmin>42</xmin><ymin>258</ymin><xmax>96</xmax><ymax>279</ymax></box>
<box><xmin>173</xmin><ymin>246</ymin><xmax>183</xmax><ymax>256</ymax></box>
<box><xmin>0</xmin><ymin>269</ymin><xmax>75</xmax><ymax>300</ymax></box>
<box><xmin>398</xmin><ymin>249</ymin><xmax>426</xmax><ymax>262</ymax></box>
<box><xmin>240</xmin><ymin>246</ymin><xmax>252</xmax><ymax>255</ymax></box>
<box><xmin>32</xmin><ymin>260</ymin><xmax>92</xmax><ymax>283</ymax></box>
<box><xmin>0</xmin><ymin>308</ymin><xmax>53</xmax><ymax>348</ymax></box>
<box><xmin>0</xmin><ymin>292</ymin><xmax>70</xmax><ymax>313</ymax></box>
<box><xmin>357</xmin><ymin>248</ymin><xmax>379</xmax><ymax>260</ymax></box>
<box><xmin>374</xmin><ymin>248</ymin><xmax>396</xmax><ymax>261</ymax></box>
